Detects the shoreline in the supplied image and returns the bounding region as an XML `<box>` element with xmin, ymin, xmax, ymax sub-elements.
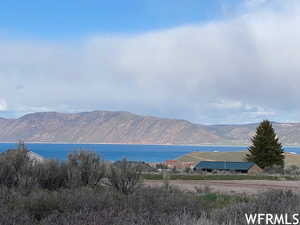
<box><xmin>0</xmin><ymin>142</ymin><xmax>300</xmax><ymax>148</ymax></box>
<box><xmin>0</xmin><ymin>142</ymin><xmax>247</xmax><ymax>146</ymax></box>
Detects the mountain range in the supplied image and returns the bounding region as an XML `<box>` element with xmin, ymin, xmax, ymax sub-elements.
<box><xmin>0</xmin><ymin>111</ymin><xmax>300</xmax><ymax>145</ymax></box>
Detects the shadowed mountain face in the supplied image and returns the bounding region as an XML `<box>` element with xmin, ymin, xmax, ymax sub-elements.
<box><xmin>0</xmin><ymin>111</ymin><xmax>299</xmax><ymax>145</ymax></box>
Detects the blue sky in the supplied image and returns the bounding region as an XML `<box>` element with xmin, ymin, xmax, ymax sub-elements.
<box><xmin>0</xmin><ymin>0</ymin><xmax>238</xmax><ymax>39</ymax></box>
<box><xmin>1</xmin><ymin>0</ymin><xmax>300</xmax><ymax>124</ymax></box>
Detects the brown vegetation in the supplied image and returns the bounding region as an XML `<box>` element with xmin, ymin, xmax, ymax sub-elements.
<box><xmin>1</xmin><ymin>148</ymin><xmax>300</xmax><ymax>225</ymax></box>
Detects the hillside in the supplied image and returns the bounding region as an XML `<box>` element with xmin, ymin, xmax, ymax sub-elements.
<box><xmin>0</xmin><ymin>111</ymin><xmax>220</xmax><ymax>144</ymax></box>
<box><xmin>176</xmin><ymin>151</ymin><xmax>300</xmax><ymax>167</ymax></box>
<box><xmin>1</xmin><ymin>111</ymin><xmax>300</xmax><ymax>145</ymax></box>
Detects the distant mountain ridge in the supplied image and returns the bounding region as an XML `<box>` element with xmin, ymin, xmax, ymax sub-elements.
<box><xmin>0</xmin><ymin>111</ymin><xmax>300</xmax><ymax>145</ymax></box>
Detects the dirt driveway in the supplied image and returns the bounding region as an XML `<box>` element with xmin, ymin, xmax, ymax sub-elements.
<box><xmin>145</xmin><ymin>180</ymin><xmax>300</xmax><ymax>194</ymax></box>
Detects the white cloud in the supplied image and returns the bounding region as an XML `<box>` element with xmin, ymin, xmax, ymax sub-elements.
<box><xmin>211</xmin><ymin>100</ymin><xmax>243</xmax><ymax>110</ymax></box>
<box><xmin>246</xmin><ymin>0</ymin><xmax>269</xmax><ymax>8</ymax></box>
<box><xmin>0</xmin><ymin>98</ymin><xmax>7</xmax><ymax>111</ymax></box>
<box><xmin>0</xmin><ymin>0</ymin><xmax>300</xmax><ymax>124</ymax></box>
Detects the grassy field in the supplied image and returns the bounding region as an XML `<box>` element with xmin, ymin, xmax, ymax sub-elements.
<box><xmin>176</xmin><ymin>151</ymin><xmax>300</xmax><ymax>167</ymax></box>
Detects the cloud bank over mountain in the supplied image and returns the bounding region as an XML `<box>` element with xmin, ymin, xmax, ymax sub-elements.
<box><xmin>1</xmin><ymin>0</ymin><xmax>299</xmax><ymax>124</ymax></box>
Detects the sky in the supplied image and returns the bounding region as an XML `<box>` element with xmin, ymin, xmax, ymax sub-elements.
<box><xmin>0</xmin><ymin>0</ymin><xmax>300</xmax><ymax>124</ymax></box>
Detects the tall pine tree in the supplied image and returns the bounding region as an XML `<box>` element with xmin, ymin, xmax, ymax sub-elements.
<box><xmin>246</xmin><ymin>120</ymin><xmax>284</xmax><ymax>169</ymax></box>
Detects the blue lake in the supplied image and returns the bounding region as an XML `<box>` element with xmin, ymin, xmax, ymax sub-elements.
<box><xmin>0</xmin><ymin>143</ymin><xmax>299</xmax><ymax>162</ymax></box>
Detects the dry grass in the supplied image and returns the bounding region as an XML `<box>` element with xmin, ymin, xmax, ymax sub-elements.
<box><xmin>176</xmin><ymin>151</ymin><xmax>300</xmax><ymax>167</ymax></box>
<box><xmin>146</xmin><ymin>180</ymin><xmax>300</xmax><ymax>195</ymax></box>
<box><xmin>176</xmin><ymin>151</ymin><xmax>247</xmax><ymax>164</ymax></box>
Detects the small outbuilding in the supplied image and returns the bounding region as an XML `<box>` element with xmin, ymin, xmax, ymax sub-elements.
<box><xmin>193</xmin><ymin>161</ymin><xmax>262</xmax><ymax>174</ymax></box>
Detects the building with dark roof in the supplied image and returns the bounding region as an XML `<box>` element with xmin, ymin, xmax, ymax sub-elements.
<box><xmin>193</xmin><ymin>161</ymin><xmax>262</xmax><ymax>174</ymax></box>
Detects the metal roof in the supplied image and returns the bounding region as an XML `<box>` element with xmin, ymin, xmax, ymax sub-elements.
<box><xmin>194</xmin><ymin>161</ymin><xmax>256</xmax><ymax>171</ymax></box>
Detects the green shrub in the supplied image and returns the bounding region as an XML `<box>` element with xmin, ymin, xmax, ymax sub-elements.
<box><xmin>35</xmin><ymin>160</ymin><xmax>69</xmax><ymax>190</ymax></box>
<box><xmin>22</xmin><ymin>190</ymin><xmax>62</xmax><ymax>221</ymax></box>
<box><xmin>67</xmin><ymin>150</ymin><xmax>106</xmax><ymax>188</ymax></box>
<box><xmin>106</xmin><ymin>158</ymin><xmax>142</xmax><ymax>195</ymax></box>
<box><xmin>0</xmin><ymin>148</ymin><xmax>36</xmax><ymax>190</ymax></box>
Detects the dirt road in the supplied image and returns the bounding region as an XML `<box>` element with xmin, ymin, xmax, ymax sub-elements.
<box><xmin>145</xmin><ymin>180</ymin><xmax>300</xmax><ymax>194</ymax></box>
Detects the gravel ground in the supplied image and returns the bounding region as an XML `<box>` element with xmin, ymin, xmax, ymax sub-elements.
<box><xmin>145</xmin><ymin>180</ymin><xmax>300</xmax><ymax>194</ymax></box>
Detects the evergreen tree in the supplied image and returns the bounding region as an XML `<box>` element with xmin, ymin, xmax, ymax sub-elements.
<box><xmin>246</xmin><ymin>120</ymin><xmax>284</xmax><ymax>169</ymax></box>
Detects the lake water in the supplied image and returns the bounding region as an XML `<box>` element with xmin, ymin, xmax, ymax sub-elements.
<box><xmin>0</xmin><ymin>143</ymin><xmax>299</xmax><ymax>162</ymax></box>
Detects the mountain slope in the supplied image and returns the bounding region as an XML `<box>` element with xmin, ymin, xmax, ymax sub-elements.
<box><xmin>0</xmin><ymin>111</ymin><xmax>220</xmax><ymax>144</ymax></box>
<box><xmin>209</xmin><ymin>122</ymin><xmax>300</xmax><ymax>145</ymax></box>
<box><xmin>1</xmin><ymin>111</ymin><xmax>300</xmax><ymax>145</ymax></box>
